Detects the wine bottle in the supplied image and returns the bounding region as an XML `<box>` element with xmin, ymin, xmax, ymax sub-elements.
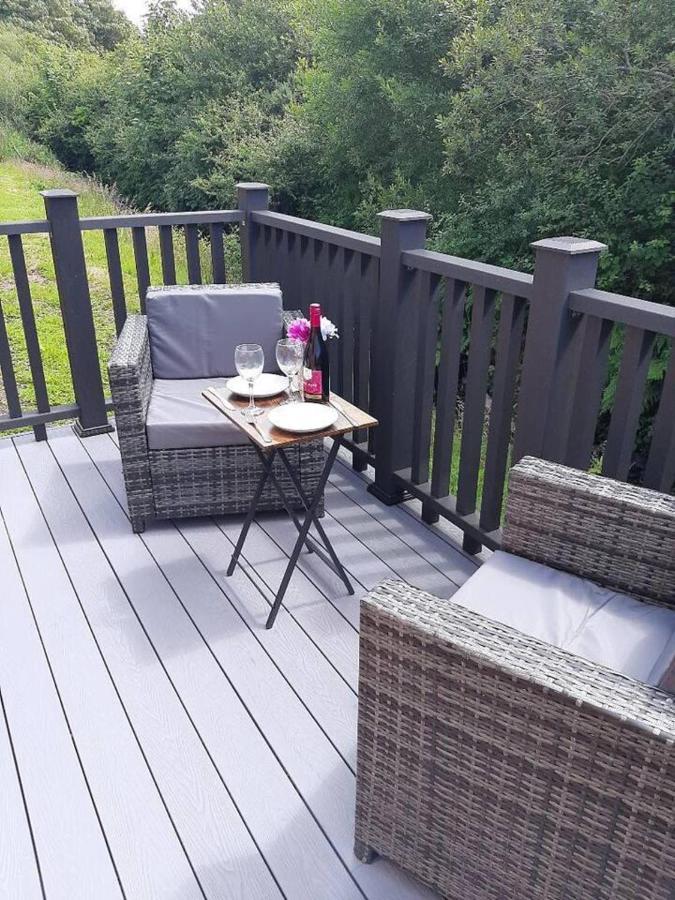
<box><xmin>303</xmin><ymin>303</ymin><xmax>330</xmax><ymax>402</ymax></box>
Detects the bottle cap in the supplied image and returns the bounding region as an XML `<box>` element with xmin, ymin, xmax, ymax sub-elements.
<box><xmin>309</xmin><ymin>303</ymin><xmax>321</xmax><ymax>327</ymax></box>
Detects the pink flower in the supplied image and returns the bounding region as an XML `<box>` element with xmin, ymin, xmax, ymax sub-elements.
<box><xmin>287</xmin><ymin>318</ymin><xmax>311</xmax><ymax>342</ymax></box>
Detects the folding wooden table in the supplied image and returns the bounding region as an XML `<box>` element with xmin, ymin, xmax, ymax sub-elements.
<box><xmin>204</xmin><ymin>387</ymin><xmax>377</xmax><ymax>628</ymax></box>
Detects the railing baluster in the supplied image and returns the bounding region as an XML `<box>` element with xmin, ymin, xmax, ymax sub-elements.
<box><xmin>103</xmin><ymin>228</ymin><xmax>127</xmax><ymax>335</ymax></box>
<box><xmin>274</xmin><ymin>229</ymin><xmax>286</xmax><ymax>298</ymax></box>
<box><xmin>260</xmin><ymin>225</ymin><xmax>272</xmax><ymax>283</ymax></box>
<box><xmin>480</xmin><ymin>294</ymin><xmax>526</xmax><ymax>532</ymax></box>
<box><xmin>329</xmin><ymin>246</ymin><xmax>344</xmax><ymax>393</ymax></box>
<box><xmin>185</xmin><ymin>224</ymin><xmax>202</xmax><ymax>284</ymax></box>
<box><xmin>366</xmin><ymin>254</ymin><xmax>379</xmax><ymax>456</ymax></box>
<box><xmin>297</xmin><ymin>236</ymin><xmax>310</xmax><ymax>309</ymax></box>
<box><xmin>8</xmin><ymin>235</ymin><xmax>50</xmax><ymax>440</ymax></box>
<box><xmin>456</xmin><ymin>285</ymin><xmax>497</xmax><ymax>552</ymax></box>
<box><xmin>0</xmin><ymin>296</ymin><xmax>21</xmax><ymax>419</ymax></box>
<box><xmin>285</xmin><ymin>231</ymin><xmax>300</xmax><ymax>309</ymax></box>
<box><xmin>565</xmin><ymin>315</ymin><xmax>613</xmax><ymax>470</ymax></box>
<box><xmin>431</xmin><ymin>279</ymin><xmax>466</xmax><ymax>499</ymax></box>
<box><xmin>602</xmin><ymin>326</ymin><xmax>655</xmax><ymax>480</ymax></box>
<box><xmin>341</xmin><ymin>249</ymin><xmax>356</xmax><ymax>404</ymax></box>
<box><xmin>411</xmin><ymin>270</ymin><xmax>440</xmax><ymax>486</ymax></box>
<box><xmin>131</xmin><ymin>226</ymin><xmax>151</xmax><ymax>311</ymax></box>
<box><xmin>643</xmin><ymin>341</ymin><xmax>675</xmax><ymax>493</ymax></box>
<box><xmin>158</xmin><ymin>225</ymin><xmax>176</xmax><ymax>285</ymax></box>
<box><xmin>209</xmin><ymin>223</ymin><xmax>226</xmax><ymax>283</ymax></box>
<box><xmin>310</xmin><ymin>238</ymin><xmax>322</xmax><ymax>308</ymax></box>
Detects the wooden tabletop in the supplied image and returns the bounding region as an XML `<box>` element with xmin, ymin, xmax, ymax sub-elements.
<box><xmin>202</xmin><ymin>386</ymin><xmax>377</xmax><ymax>451</ymax></box>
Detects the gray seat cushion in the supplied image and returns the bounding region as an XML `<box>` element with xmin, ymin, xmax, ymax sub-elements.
<box><xmin>146</xmin><ymin>283</ymin><xmax>283</xmax><ymax>379</ymax></box>
<box><xmin>146</xmin><ymin>378</ymin><xmax>249</xmax><ymax>450</ymax></box>
<box><xmin>452</xmin><ymin>550</ymin><xmax>675</xmax><ymax>686</ymax></box>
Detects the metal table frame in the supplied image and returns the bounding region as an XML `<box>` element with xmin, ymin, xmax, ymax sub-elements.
<box><xmin>226</xmin><ymin>436</ymin><xmax>354</xmax><ymax>629</ymax></box>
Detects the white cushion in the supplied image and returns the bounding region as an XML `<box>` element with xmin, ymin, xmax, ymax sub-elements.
<box><xmin>452</xmin><ymin>551</ymin><xmax>675</xmax><ymax>686</ymax></box>
<box><xmin>146</xmin><ymin>378</ymin><xmax>249</xmax><ymax>450</ymax></box>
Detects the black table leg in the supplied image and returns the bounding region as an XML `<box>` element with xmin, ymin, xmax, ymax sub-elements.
<box><xmin>226</xmin><ymin>449</ymin><xmax>275</xmax><ymax>576</ymax></box>
<box><xmin>253</xmin><ymin>444</ymin><xmax>314</xmax><ymax>555</ymax></box>
<box><xmin>277</xmin><ymin>446</ymin><xmax>354</xmax><ymax>596</ymax></box>
<box><xmin>265</xmin><ymin>438</ymin><xmax>346</xmax><ymax>630</ymax></box>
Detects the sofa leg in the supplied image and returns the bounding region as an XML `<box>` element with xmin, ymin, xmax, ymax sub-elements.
<box><xmin>354</xmin><ymin>839</ymin><xmax>377</xmax><ymax>864</ymax></box>
<box><xmin>131</xmin><ymin>516</ymin><xmax>146</xmax><ymax>534</ymax></box>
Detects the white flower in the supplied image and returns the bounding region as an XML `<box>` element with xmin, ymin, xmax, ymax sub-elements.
<box><xmin>321</xmin><ymin>316</ymin><xmax>339</xmax><ymax>340</ymax></box>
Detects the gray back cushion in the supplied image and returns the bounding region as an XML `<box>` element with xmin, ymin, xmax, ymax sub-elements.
<box><xmin>145</xmin><ymin>283</ymin><xmax>283</xmax><ymax>379</ymax></box>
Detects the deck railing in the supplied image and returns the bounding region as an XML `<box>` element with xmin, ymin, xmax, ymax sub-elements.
<box><xmin>0</xmin><ymin>182</ymin><xmax>673</xmax><ymax>552</ymax></box>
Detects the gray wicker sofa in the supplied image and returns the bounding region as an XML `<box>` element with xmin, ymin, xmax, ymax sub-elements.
<box><xmin>109</xmin><ymin>283</ymin><xmax>324</xmax><ymax>533</ymax></box>
<box><xmin>355</xmin><ymin>457</ymin><xmax>675</xmax><ymax>900</ymax></box>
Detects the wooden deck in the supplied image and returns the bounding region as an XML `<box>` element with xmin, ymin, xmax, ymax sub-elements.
<box><xmin>0</xmin><ymin>425</ymin><xmax>479</xmax><ymax>900</ymax></box>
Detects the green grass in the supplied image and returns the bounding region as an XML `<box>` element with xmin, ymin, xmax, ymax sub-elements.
<box><xmin>0</xmin><ymin>132</ymin><xmax>241</xmax><ymax>416</ymax></box>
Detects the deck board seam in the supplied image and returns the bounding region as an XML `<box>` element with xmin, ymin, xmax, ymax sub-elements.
<box><xmin>136</xmin><ymin>528</ymin><xmax>368</xmax><ymax>900</ymax></box>
<box><xmin>100</xmin><ymin>432</ymin><xmax>359</xmax><ymax>770</ymax></box>
<box><xmin>105</xmin><ymin>429</ymin><xmax>358</xmax><ymax>695</ymax></box>
<box><xmin>16</xmin><ymin>440</ymin><xmax>212</xmax><ymax>900</ymax></box>
<box><xmin>333</xmin><ymin>454</ymin><xmax>483</xmax><ymax>570</ymax></box>
<box><xmin>212</xmin><ymin>517</ymin><xmax>358</xmax><ymax>694</ymax></box>
<box><xmin>176</xmin><ymin>522</ymin><xmax>358</xmax><ymax>776</ymax></box>
<box><xmin>0</xmin><ymin>473</ymin><xmax>127</xmax><ymax>899</ymax></box>
<box><xmin>253</xmin><ymin>513</ymin><xmax>364</xmax><ymax>632</ymax></box>
<box><xmin>73</xmin><ymin>432</ymin><xmax>365</xmax><ymax>897</ymax></box>
<box><xmin>0</xmin><ymin>685</ymin><xmax>46</xmax><ymax>900</ymax></box>
<box><xmin>46</xmin><ymin>437</ymin><xmax>288</xmax><ymax>899</ymax></box>
<box><xmin>327</xmin><ymin>467</ymin><xmax>473</xmax><ymax>587</ymax></box>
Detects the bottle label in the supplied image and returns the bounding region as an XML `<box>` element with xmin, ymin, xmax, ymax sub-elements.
<box><xmin>303</xmin><ymin>368</ymin><xmax>322</xmax><ymax>397</ymax></box>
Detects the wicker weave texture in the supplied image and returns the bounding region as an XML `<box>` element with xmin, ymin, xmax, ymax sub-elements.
<box><xmin>355</xmin><ymin>579</ymin><xmax>675</xmax><ymax>900</ymax></box>
<box><xmin>504</xmin><ymin>456</ymin><xmax>675</xmax><ymax>607</ymax></box>
<box><xmin>109</xmin><ymin>306</ymin><xmax>325</xmax><ymax>529</ymax></box>
<box><xmin>149</xmin><ymin>442</ymin><xmax>324</xmax><ymax>519</ymax></box>
<box><xmin>108</xmin><ymin>314</ymin><xmax>155</xmax><ymax>529</ymax></box>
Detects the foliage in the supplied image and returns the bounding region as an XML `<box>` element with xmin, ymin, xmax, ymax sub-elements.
<box><xmin>0</xmin><ymin>0</ymin><xmax>673</xmax><ymax>461</ymax></box>
<box><xmin>0</xmin><ymin>0</ymin><xmax>133</xmax><ymax>50</ymax></box>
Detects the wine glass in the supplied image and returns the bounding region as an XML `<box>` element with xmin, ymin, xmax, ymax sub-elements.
<box><xmin>235</xmin><ymin>343</ymin><xmax>264</xmax><ymax>419</ymax></box>
<box><xmin>276</xmin><ymin>338</ymin><xmax>304</xmax><ymax>403</ymax></box>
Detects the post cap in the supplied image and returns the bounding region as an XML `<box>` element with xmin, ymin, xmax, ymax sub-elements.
<box><xmin>236</xmin><ymin>182</ymin><xmax>270</xmax><ymax>191</ymax></box>
<box><xmin>378</xmin><ymin>209</ymin><xmax>432</xmax><ymax>223</ymax></box>
<box><xmin>40</xmin><ymin>188</ymin><xmax>78</xmax><ymax>199</ymax></box>
<box><xmin>531</xmin><ymin>236</ymin><xmax>607</xmax><ymax>255</ymax></box>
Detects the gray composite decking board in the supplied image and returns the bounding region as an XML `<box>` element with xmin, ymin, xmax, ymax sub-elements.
<box><xmin>82</xmin><ymin>436</ymin><xmax>431</xmax><ymax>900</ymax></box>
<box><xmin>323</xmin><ymin>479</ymin><xmax>462</xmax><ymax>599</ymax></box>
<box><xmin>263</xmin><ymin>505</ymin><xmax>404</xmax><ymax>597</ymax></box>
<box><xmin>256</xmin><ymin>511</ymin><xmax>365</xmax><ymax>630</ymax></box>
<box><xmin>15</xmin><ymin>435</ymin><xmax>222</xmax><ymax>900</ymax></box>
<box><xmin>179</xmin><ymin>517</ymin><xmax>361</xmax><ymax>770</ymax></box>
<box><xmin>97</xmin><ymin>433</ymin><xmax>360</xmax><ymax>771</ymax></box>
<box><xmin>0</xmin><ymin>687</ymin><xmax>43</xmax><ymax>900</ymax></box>
<box><xmin>330</xmin><ymin>459</ymin><xmax>480</xmax><ymax>583</ymax></box>
<box><xmin>56</xmin><ymin>431</ymin><xmax>362</xmax><ymax>900</ymax></box>
<box><xmin>0</xmin><ymin>425</ymin><xmax>453</xmax><ymax>900</ymax></box>
<box><xmin>46</xmin><ymin>431</ymin><xmax>281</xmax><ymax>900</ymax></box>
<box><xmin>214</xmin><ymin>513</ymin><xmax>360</xmax><ymax>691</ymax></box>
<box><xmin>0</xmin><ymin>443</ymin><xmax>123</xmax><ymax>900</ymax></box>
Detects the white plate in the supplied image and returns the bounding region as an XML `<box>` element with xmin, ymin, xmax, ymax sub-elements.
<box><xmin>226</xmin><ymin>373</ymin><xmax>288</xmax><ymax>398</ymax></box>
<box><xmin>268</xmin><ymin>402</ymin><xmax>338</xmax><ymax>434</ymax></box>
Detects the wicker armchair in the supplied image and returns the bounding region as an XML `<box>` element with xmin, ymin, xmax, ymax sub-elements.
<box><xmin>354</xmin><ymin>457</ymin><xmax>675</xmax><ymax>900</ymax></box>
<box><xmin>109</xmin><ymin>299</ymin><xmax>324</xmax><ymax>533</ymax></box>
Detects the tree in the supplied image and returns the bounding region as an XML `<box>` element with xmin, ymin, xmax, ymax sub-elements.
<box><xmin>0</xmin><ymin>0</ymin><xmax>133</xmax><ymax>49</ymax></box>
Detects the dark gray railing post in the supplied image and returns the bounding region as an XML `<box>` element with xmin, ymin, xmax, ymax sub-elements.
<box><xmin>513</xmin><ymin>236</ymin><xmax>606</xmax><ymax>463</ymax></box>
<box><xmin>237</xmin><ymin>183</ymin><xmax>269</xmax><ymax>282</ymax></box>
<box><xmin>368</xmin><ymin>209</ymin><xmax>431</xmax><ymax>505</ymax></box>
<box><xmin>41</xmin><ymin>189</ymin><xmax>113</xmax><ymax>437</ymax></box>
